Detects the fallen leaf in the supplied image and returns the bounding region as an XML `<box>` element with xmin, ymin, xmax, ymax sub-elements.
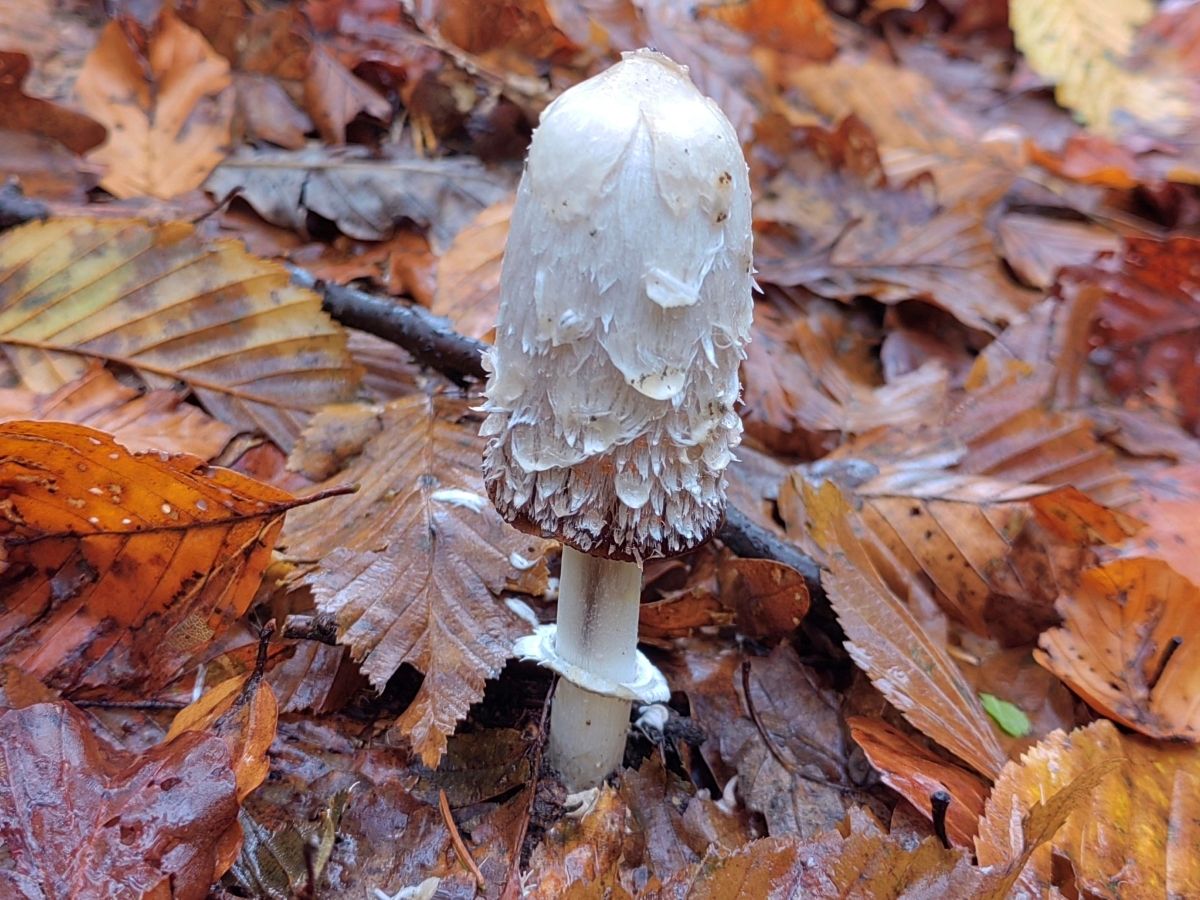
<box><xmin>717</xmin><ymin>557</ymin><xmax>810</xmax><ymax>641</ymax></box>
<box><xmin>619</xmin><ymin>756</ymin><xmax>701</xmax><ymax>884</ymax></box>
<box><xmin>976</xmin><ymin>719</ymin><xmax>1200</xmax><ymax>898</ymax></box>
<box><xmin>719</xmin><ymin>644</ymin><xmax>855</xmax><ymax>837</ymax></box>
<box><xmin>76</xmin><ymin>9</ymin><xmax>234</xmax><ymax>199</ymax></box>
<box><xmin>1037</xmin><ymin>558</ymin><xmax>1200</xmax><ymax>740</ymax></box>
<box><xmin>0</xmin><ymin>50</ymin><xmax>105</xmax><ymax>154</ymax></box>
<box><xmin>206</xmin><ymin>146</ymin><xmax>514</xmax><ymax>250</ymax></box>
<box><xmin>280</xmin><ymin>392</ymin><xmax>550</xmax><ymax>765</ymax></box>
<box><xmin>0</xmin><ymin>421</ymin><xmax>298</xmax><ymax>693</ymax></box>
<box><xmin>526</xmin><ymin>786</ymin><xmax>631</xmax><ymax>900</ymax></box>
<box><xmin>0</xmin><ymin>701</ymin><xmax>239</xmax><ymax>900</ymax></box>
<box><xmin>818</xmin><ymin>490</ymin><xmax>1009</xmax><ymax>778</ymax></box>
<box><xmin>697</xmin><ymin>0</ymin><xmax>835</xmax><ymax>60</ymax></box>
<box><xmin>302</xmin><ymin>44</ymin><xmax>390</xmax><ymax>144</ymax></box>
<box><xmin>978</xmin><ymin>692</ymin><xmax>1032</xmax><ymax>738</ymax></box>
<box><xmin>847</xmin><ymin>716</ymin><xmax>989</xmax><ymax>848</ymax></box>
<box><xmin>0</xmin><ymin>362</ymin><xmax>236</xmax><ymax>459</ymax></box>
<box><xmin>996</xmin><ymin>212</ymin><xmax>1121</xmax><ymax>290</ymax></box>
<box><xmin>1011</xmin><ymin>0</ymin><xmax>1194</xmax><ymax>138</ymax></box>
<box><xmin>227</xmin><ymin>791</ymin><xmax>348</xmax><ymax>900</ymax></box>
<box><xmin>0</xmin><ymin>129</ymin><xmax>102</xmax><ymax>201</ymax></box>
<box><xmin>0</xmin><ymin>217</ymin><xmax>358</xmax><ymax>450</ymax></box>
<box><xmin>1068</xmin><ymin>237</ymin><xmax>1200</xmax><ymax>436</ymax></box>
<box><xmin>232</xmin><ymin>73</ymin><xmax>313</xmax><ymax>150</ymax></box>
<box><xmin>432</xmin><ymin>198</ymin><xmax>512</xmax><ymax>341</ymax></box>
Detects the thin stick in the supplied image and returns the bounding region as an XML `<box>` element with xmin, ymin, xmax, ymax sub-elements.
<box><xmin>439</xmin><ymin>788</ymin><xmax>485</xmax><ymax>888</ymax></box>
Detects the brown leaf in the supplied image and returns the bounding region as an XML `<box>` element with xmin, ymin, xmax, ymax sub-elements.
<box><xmin>718</xmin><ymin>557</ymin><xmax>810</xmax><ymax>641</ymax></box>
<box><xmin>206</xmin><ymin>146</ymin><xmax>514</xmax><ymax>249</ymax></box>
<box><xmin>166</xmin><ymin>670</ymin><xmax>278</xmax><ymax>803</ymax></box>
<box><xmin>232</xmin><ymin>73</ymin><xmax>313</xmax><ymax>150</ymax></box>
<box><xmin>1123</xmin><ymin>462</ymin><xmax>1200</xmax><ymax>587</ymax></box>
<box><xmin>302</xmin><ymin>44</ymin><xmax>390</xmax><ymax>144</ymax></box>
<box><xmin>0</xmin><ymin>362</ymin><xmax>236</xmax><ymax>459</ymax></box>
<box><xmin>0</xmin><ymin>421</ymin><xmax>297</xmax><ymax>693</ymax></box>
<box><xmin>1037</xmin><ymin>558</ymin><xmax>1200</xmax><ymax>740</ymax></box>
<box><xmin>0</xmin><ymin>129</ymin><xmax>102</xmax><ymax>201</ymax></box>
<box><xmin>1069</xmin><ymin>237</ymin><xmax>1200</xmax><ymax>435</ymax></box>
<box><xmin>280</xmin><ymin>393</ymin><xmax>551</xmax><ymax>765</ymax></box>
<box><xmin>0</xmin><ymin>217</ymin><xmax>358</xmax><ymax>450</ymax></box>
<box><xmin>526</xmin><ymin>786</ymin><xmax>632</xmax><ymax>900</ymax></box>
<box><xmin>77</xmin><ymin>9</ymin><xmax>234</xmax><ymax>199</ymax></box>
<box><xmin>719</xmin><ymin>645</ymin><xmax>854</xmax><ymax>837</ymax></box>
<box><xmin>0</xmin><ymin>701</ymin><xmax>239</xmax><ymax>900</ymax></box>
<box><xmin>618</xmin><ymin>756</ymin><xmax>701</xmax><ymax>884</ymax></box>
<box><xmin>817</xmin><ymin>488</ymin><xmax>1009</xmax><ymax>778</ymax></box>
<box><xmin>794</xmin><ymin>461</ymin><xmax>1137</xmax><ymax>643</ymax></box>
<box><xmin>997</xmin><ymin>213</ymin><xmax>1122</xmax><ymax>290</ymax></box>
<box><xmin>0</xmin><ymin>50</ymin><xmax>106</xmax><ymax>154</ymax></box>
<box><xmin>432</xmin><ymin>198</ymin><xmax>512</xmax><ymax>341</ymax></box>
<box><xmin>847</xmin><ymin>716</ymin><xmax>989</xmax><ymax>848</ymax></box>
<box><xmin>697</xmin><ymin>0</ymin><xmax>835</xmax><ymax>60</ymax></box>
<box><xmin>976</xmin><ymin>719</ymin><xmax>1200</xmax><ymax>898</ymax></box>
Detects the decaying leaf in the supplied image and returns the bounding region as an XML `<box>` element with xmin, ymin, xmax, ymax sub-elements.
<box><xmin>0</xmin><ymin>421</ymin><xmax>299</xmax><ymax>693</ymax></box>
<box><xmin>996</xmin><ymin>213</ymin><xmax>1121</xmax><ymax>290</ymax></box>
<box><xmin>206</xmin><ymin>146</ymin><xmax>514</xmax><ymax>250</ymax></box>
<box><xmin>0</xmin><ymin>362</ymin><xmax>235</xmax><ymax>459</ymax></box>
<box><xmin>977</xmin><ymin>719</ymin><xmax>1200</xmax><ymax>898</ymax></box>
<box><xmin>847</xmin><ymin>716</ymin><xmax>989</xmax><ymax>848</ymax></box>
<box><xmin>0</xmin><ymin>217</ymin><xmax>358</xmax><ymax>450</ymax></box>
<box><xmin>76</xmin><ymin>9</ymin><xmax>234</xmax><ymax>198</ymax></box>
<box><xmin>526</xmin><ymin>786</ymin><xmax>632</xmax><ymax>900</ymax></box>
<box><xmin>1037</xmin><ymin>558</ymin><xmax>1200</xmax><ymax>740</ymax></box>
<box><xmin>0</xmin><ymin>50</ymin><xmax>105</xmax><ymax>154</ymax></box>
<box><xmin>0</xmin><ymin>701</ymin><xmax>239</xmax><ymax>900</ymax></box>
<box><xmin>302</xmin><ymin>44</ymin><xmax>390</xmax><ymax>144</ymax></box>
<box><xmin>280</xmin><ymin>392</ymin><xmax>550</xmax><ymax>765</ymax></box>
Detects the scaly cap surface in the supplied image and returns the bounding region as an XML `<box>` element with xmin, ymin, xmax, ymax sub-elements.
<box><xmin>481</xmin><ymin>49</ymin><xmax>754</xmax><ymax>560</ymax></box>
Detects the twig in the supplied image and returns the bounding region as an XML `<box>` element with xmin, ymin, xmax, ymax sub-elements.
<box><xmin>289</xmin><ymin>265</ymin><xmax>488</xmax><ymax>387</ymax></box>
<box><xmin>282</xmin><ymin>613</ymin><xmax>340</xmax><ymax>646</ymax></box>
<box><xmin>930</xmin><ymin>790</ymin><xmax>952</xmax><ymax>850</ymax></box>
<box><xmin>439</xmin><ymin>788</ymin><xmax>486</xmax><ymax>888</ymax></box>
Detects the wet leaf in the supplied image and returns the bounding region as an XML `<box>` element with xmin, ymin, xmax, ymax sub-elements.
<box><xmin>206</xmin><ymin>146</ymin><xmax>514</xmax><ymax>250</ymax></box>
<box><xmin>818</xmin><ymin>490</ymin><xmax>1008</xmax><ymax>779</ymax></box>
<box><xmin>0</xmin><ymin>701</ymin><xmax>239</xmax><ymax>899</ymax></box>
<box><xmin>0</xmin><ymin>421</ymin><xmax>297</xmax><ymax>693</ymax></box>
<box><xmin>0</xmin><ymin>217</ymin><xmax>358</xmax><ymax>450</ymax></box>
<box><xmin>77</xmin><ymin>9</ymin><xmax>234</xmax><ymax>199</ymax></box>
<box><xmin>280</xmin><ymin>393</ymin><xmax>550</xmax><ymax>764</ymax></box>
<box><xmin>1037</xmin><ymin>558</ymin><xmax>1200</xmax><ymax>740</ymax></box>
<box><xmin>0</xmin><ymin>362</ymin><xmax>235</xmax><ymax>458</ymax></box>
<box><xmin>432</xmin><ymin>198</ymin><xmax>512</xmax><ymax>341</ymax></box>
<box><xmin>976</xmin><ymin>719</ymin><xmax>1200</xmax><ymax>898</ymax></box>
<box><xmin>847</xmin><ymin>716</ymin><xmax>989</xmax><ymax>848</ymax></box>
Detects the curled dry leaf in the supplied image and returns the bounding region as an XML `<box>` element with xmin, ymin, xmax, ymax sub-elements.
<box><xmin>207</xmin><ymin>146</ymin><xmax>514</xmax><ymax>250</ymax></box>
<box><xmin>0</xmin><ymin>422</ymin><xmax>298</xmax><ymax>693</ymax></box>
<box><xmin>977</xmin><ymin>719</ymin><xmax>1200</xmax><ymax>899</ymax></box>
<box><xmin>280</xmin><ymin>393</ymin><xmax>550</xmax><ymax>765</ymax></box>
<box><xmin>0</xmin><ymin>701</ymin><xmax>239</xmax><ymax>900</ymax></box>
<box><xmin>847</xmin><ymin>716</ymin><xmax>989</xmax><ymax>849</ymax></box>
<box><xmin>76</xmin><ymin>9</ymin><xmax>234</xmax><ymax>199</ymax></box>
<box><xmin>302</xmin><ymin>44</ymin><xmax>390</xmax><ymax>144</ymax></box>
<box><xmin>1037</xmin><ymin>558</ymin><xmax>1200</xmax><ymax>740</ymax></box>
<box><xmin>817</xmin><ymin>486</ymin><xmax>1008</xmax><ymax>779</ymax></box>
<box><xmin>996</xmin><ymin>213</ymin><xmax>1121</xmax><ymax>290</ymax></box>
<box><xmin>0</xmin><ymin>362</ymin><xmax>236</xmax><ymax>459</ymax></box>
<box><xmin>0</xmin><ymin>217</ymin><xmax>358</xmax><ymax>451</ymax></box>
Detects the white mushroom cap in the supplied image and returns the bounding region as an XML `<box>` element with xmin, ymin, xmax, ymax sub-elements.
<box><xmin>481</xmin><ymin>49</ymin><xmax>754</xmax><ymax>561</ymax></box>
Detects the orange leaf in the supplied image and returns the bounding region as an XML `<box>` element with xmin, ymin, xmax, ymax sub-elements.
<box><xmin>0</xmin><ymin>701</ymin><xmax>238</xmax><ymax>899</ymax></box>
<box><xmin>280</xmin><ymin>393</ymin><xmax>551</xmax><ymax>765</ymax></box>
<box><xmin>0</xmin><ymin>362</ymin><xmax>235</xmax><ymax>459</ymax></box>
<box><xmin>76</xmin><ymin>9</ymin><xmax>233</xmax><ymax>199</ymax></box>
<box><xmin>818</xmin><ymin>486</ymin><xmax>1008</xmax><ymax>779</ymax></box>
<box><xmin>1037</xmin><ymin>558</ymin><xmax>1200</xmax><ymax>740</ymax></box>
<box><xmin>847</xmin><ymin>716</ymin><xmax>989</xmax><ymax>848</ymax></box>
<box><xmin>977</xmin><ymin>720</ymin><xmax>1200</xmax><ymax>898</ymax></box>
<box><xmin>0</xmin><ymin>421</ymin><xmax>298</xmax><ymax>693</ymax></box>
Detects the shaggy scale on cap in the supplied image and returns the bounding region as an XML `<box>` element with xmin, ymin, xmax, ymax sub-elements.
<box><xmin>480</xmin><ymin>49</ymin><xmax>754</xmax><ymax>561</ymax></box>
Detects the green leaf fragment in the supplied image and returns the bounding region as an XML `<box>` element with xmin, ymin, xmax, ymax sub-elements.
<box><xmin>980</xmin><ymin>692</ymin><xmax>1032</xmax><ymax>737</ymax></box>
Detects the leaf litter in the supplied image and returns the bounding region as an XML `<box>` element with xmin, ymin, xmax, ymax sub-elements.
<box><xmin>3</xmin><ymin>0</ymin><xmax>1200</xmax><ymax>896</ymax></box>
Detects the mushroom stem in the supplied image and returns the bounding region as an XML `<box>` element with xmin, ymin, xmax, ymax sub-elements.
<box><xmin>549</xmin><ymin>546</ymin><xmax>643</xmax><ymax>787</ymax></box>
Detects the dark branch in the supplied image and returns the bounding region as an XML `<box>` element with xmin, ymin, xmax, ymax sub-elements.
<box><xmin>289</xmin><ymin>264</ymin><xmax>488</xmax><ymax>386</ymax></box>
